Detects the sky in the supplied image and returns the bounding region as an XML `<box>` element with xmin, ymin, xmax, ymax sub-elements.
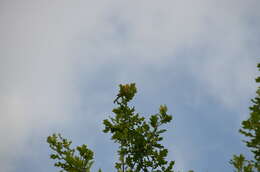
<box><xmin>0</xmin><ymin>0</ymin><xmax>260</xmax><ymax>172</ymax></box>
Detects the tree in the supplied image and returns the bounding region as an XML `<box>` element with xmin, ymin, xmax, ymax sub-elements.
<box><xmin>47</xmin><ymin>133</ymin><xmax>97</xmax><ymax>172</ymax></box>
<box><xmin>230</xmin><ymin>64</ymin><xmax>260</xmax><ymax>172</ymax></box>
<box><xmin>47</xmin><ymin>83</ymin><xmax>176</xmax><ymax>172</ymax></box>
<box><xmin>103</xmin><ymin>83</ymin><xmax>174</xmax><ymax>172</ymax></box>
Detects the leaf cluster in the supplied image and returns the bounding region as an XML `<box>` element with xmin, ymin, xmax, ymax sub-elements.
<box><xmin>231</xmin><ymin>64</ymin><xmax>260</xmax><ymax>172</ymax></box>
<box><xmin>47</xmin><ymin>133</ymin><xmax>96</xmax><ymax>172</ymax></box>
<box><xmin>103</xmin><ymin>83</ymin><xmax>174</xmax><ymax>172</ymax></box>
<box><xmin>230</xmin><ymin>154</ymin><xmax>254</xmax><ymax>172</ymax></box>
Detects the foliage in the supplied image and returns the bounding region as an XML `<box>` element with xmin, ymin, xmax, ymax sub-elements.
<box><xmin>46</xmin><ymin>64</ymin><xmax>260</xmax><ymax>172</ymax></box>
<box><xmin>47</xmin><ymin>133</ymin><xmax>97</xmax><ymax>172</ymax></box>
<box><xmin>230</xmin><ymin>154</ymin><xmax>254</xmax><ymax>172</ymax></box>
<box><xmin>47</xmin><ymin>83</ymin><xmax>194</xmax><ymax>172</ymax></box>
<box><xmin>103</xmin><ymin>83</ymin><xmax>174</xmax><ymax>172</ymax></box>
<box><xmin>230</xmin><ymin>64</ymin><xmax>260</xmax><ymax>172</ymax></box>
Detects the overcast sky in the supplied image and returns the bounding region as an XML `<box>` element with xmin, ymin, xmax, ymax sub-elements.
<box><xmin>0</xmin><ymin>0</ymin><xmax>260</xmax><ymax>172</ymax></box>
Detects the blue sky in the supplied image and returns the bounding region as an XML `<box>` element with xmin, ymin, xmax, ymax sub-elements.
<box><xmin>0</xmin><ymin>0</ymin><xmax>260</xmax><ymax>172</ymax></box>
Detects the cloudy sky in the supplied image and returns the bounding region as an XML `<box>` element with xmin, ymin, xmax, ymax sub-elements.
<box><xmin>0</xmin><ymin>0</ymin><xmax>260</xmax><ymax>172</ymax></box>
